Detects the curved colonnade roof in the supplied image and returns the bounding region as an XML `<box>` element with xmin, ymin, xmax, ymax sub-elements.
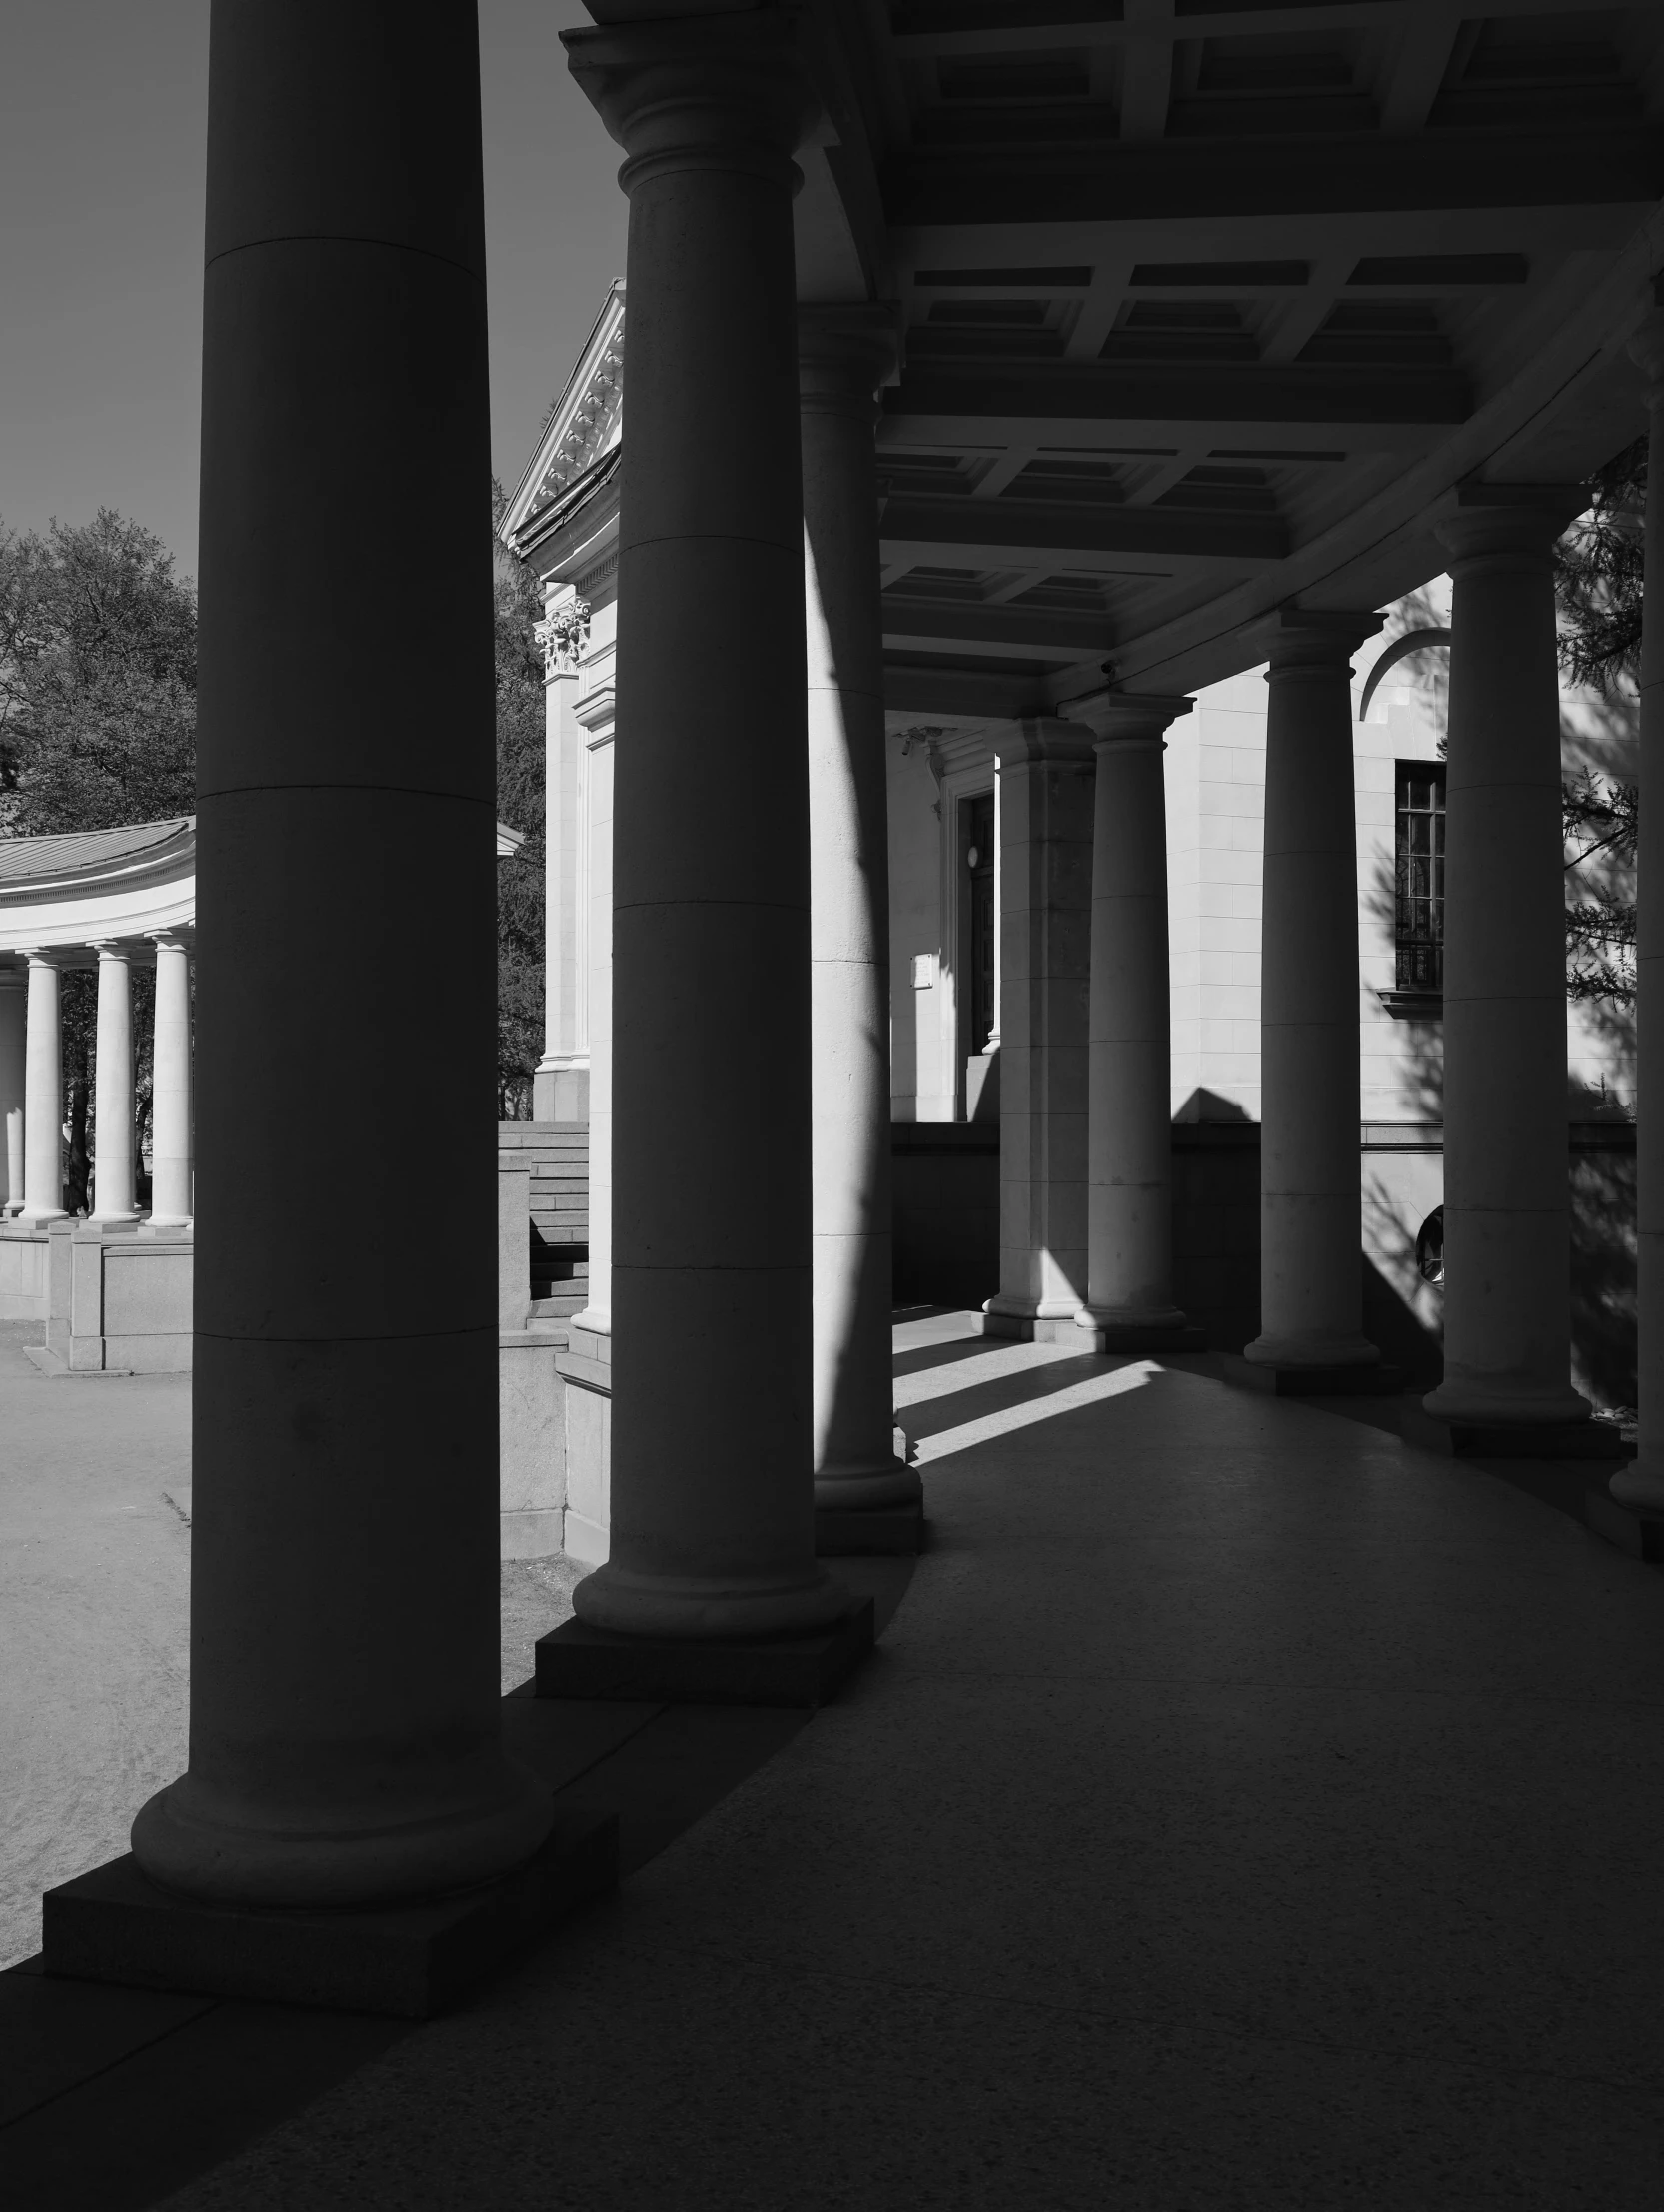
<box><xmin>511</xmin><ymin>2</ymin><xmax>1664</xmax><ymax>728</ymax></box>
<box><xmin>0</xmin><ymin>818</ymin><xmax>526</xmax><ymax>969</ymax></box>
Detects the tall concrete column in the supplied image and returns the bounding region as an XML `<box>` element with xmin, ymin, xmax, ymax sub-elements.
<box><xmin>984</xmin><ymin>721</ymin><xmax>1096</xmax><ymax>1342</ymax></box>
<box><xmin>0</xmin><ymin>969</ymin><xmax>23</xmax><ymax>1216</ymax></box>
<box><xmin>1245</xmin><ymin>609</ymin><xmax>1382</xmax><ymax>1376</ymax></box>
<box><xmin>147</xmin><ymin>936</ymin><xmax>194</xmax><ymax>1227</ymax></box>
<box><xmin>1423</xmin><ymin>488</ymin><xmax>1593</xmax><ymax>1435</ymax></box>
<box><xmin>1617</xmin><ymin>321</ymin><xmax>1664</xmax><ymax>1505</ymax></box>
<box><xmin>1063</xmin><ymin>688</ymin><xmax>1197</xmax><ymax>1351</ymax></box>
<box><xmin>17</xmin><ymin>952</ymin><xmax>66</xmax><ymax>1225</ymax></box>
<box><xmin>559</xmin><ymin>11</ymin><xmax>846</xmax><ymax>1643</ymax></box>
<box><xmin>532</xmin><ymin>594</ymin><xmax>590</xmax><ymax>1122</ymax></box>
<box><xmin>128</xmin><ymin>0</ymin><xmax>550</xmax><ymax>1907</ymax></box>
<box><xmin>800</xmin><ymin>304</ymin><xmax>917</xmax><ymax>1520</ymax></box>
<box><xmin>89</xmin><ymin>943</ymin><xmax>138</xmax><ymax>1226</ymax></box>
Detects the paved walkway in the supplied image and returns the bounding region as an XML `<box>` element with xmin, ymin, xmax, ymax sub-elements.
<box><xmin>5</xmin><ymin>1313</ymin><xmax>1664</xmax><ymax>2207</ymax></box>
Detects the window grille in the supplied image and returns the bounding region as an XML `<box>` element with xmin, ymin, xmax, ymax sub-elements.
<box><xmin>1395</xmin><ymin>762</ymin><xmax>1445</xmax><ymax>991</ymax></box>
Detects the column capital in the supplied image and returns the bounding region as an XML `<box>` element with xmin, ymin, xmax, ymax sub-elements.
<box><xmin>1246</xmin><ymin>605</ymin><xmax>1384</xmax><ymax>677</ymax></box>
<box><xmin>1432</xmin><ymin>483</ymin><xmax>1584</xmax><ymax>566</ymax></box>
<box><xmin>535</xmin><ymin>597</ymin><xmax>591</xmax><ymax>681</ymax></box>
<box><xmin>563</xmin><ymin>7</ymin><xmax>818</xmax><ymax>195</ymax></box>
<box><xmin>798</xmin><ymin>303</ymin><xmax>899</xmax><ymax>420</ymax></box>
<box><xmin>146</xmin><ymin>930</ymin><xmax>192</xmax><ymax>954</ymax></box>
<box><xmin>1061</xmin><ymin>687</ymin><xmax>1192</xmax><ymax>749</ymax></box>
<box><xmin>994</xmin><ymin>717</ymin><xmax>1097</xmax><ymax>769</ymax></box>
<box><xmin>88</xmin><ymin>939</ymin><xmax>133</xmax><ymax>961</ymax></box>
<box><xmin>15</xmin><ymin>946</ymin><xmax>63</xmax><ymax>969</ymax></box>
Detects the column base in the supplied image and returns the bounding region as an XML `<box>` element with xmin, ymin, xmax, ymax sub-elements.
<box><xmin>981</xmin><ymin>1299</ymin><xmax>1089</xmax><ymax>1345</ymax></box>
<box><xmin>39</xmin><ymin>1807</ymin><xmax>618</xmax><ymax>2021</ymax></box>
<box><xmin>1583</xmin><ymin>1481</ymin><xmax>1664</xmax><ymax>1561</ymax></box>
<box><xmin>816</xmin><ymin>1500</ymin><xmax>926</xmax><ymax>1556</ymax></box>
<box><xmin>1221</xmin><ymin>1354</ymin><xmax>1401</xmax><ymax>1397</ymax></box>
<box><xmin>1080</xmin><ymin>1315</ymin><xmax>1207</xmax><ymax>1354</ymax></box>
<box><xmin>23</xmin><ymin>1343</ymin><xmax>135</xmax><ymax>1378</ymax></box>
<box><xmin>535</xmin><ymin>1597</ymin><xmax>874</xmax><ymax>1709</ymax></box>
<box><xmin>1401</xmin><ymin>1405</ymin><xmax>1625</xmax><ymax>1460</ymax></box>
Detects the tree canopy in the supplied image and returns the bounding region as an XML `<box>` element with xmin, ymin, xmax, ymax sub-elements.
<box><xmin>492</xmin><ymin>491</ymin><xmax>547</xmax><ymax>1118</ymax></box>
<box><xmin>1553</xmin><ymin>439</ymin><xmax>1644</xmax><ymax>1010</ymax></box>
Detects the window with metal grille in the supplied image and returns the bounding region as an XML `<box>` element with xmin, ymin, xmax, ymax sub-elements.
<box><xmin>1395</xmin><ymin>762</ymin><xmax>1445</xmax><ymax>991</ymax></box>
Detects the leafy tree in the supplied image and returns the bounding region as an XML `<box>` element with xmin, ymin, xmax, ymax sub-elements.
<box><xmin>1554</xmin><ymin>441</ymin><xmax>1646</xmax><ymax>1009</ymax></box>
<box><xmin>0</xmin><ymin>511</ymin><xmax>197</xmax><ymax>1202</ymax></box>
<box><xmin>491</xmin><ymin>487</ymin><xmax>545</xmax><ymax>1118</ymax></box>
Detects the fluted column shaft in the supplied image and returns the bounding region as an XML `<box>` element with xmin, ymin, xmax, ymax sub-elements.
<box><xmin>1618</xmin><ymin>330</ymin><xmax>1664</xmax><ymax>1503</ymax></box>
<box><xmin>562</xmin><ymin>10</ymin><xmax>844</xmax><ymax>1637</ymax></box>
<box><xmin>148</xmin><ymin>936</ymin><xmax>194</xmax><ymax>1227</ymax></box>
<box><xmin>130</xmin><ymin>0</ymin><xmax>550</xmax><ymax>1907</ymax></box>
<box><xmin>801</xmin><ymin>306</ymin><xmax>917</xmax><ymax>1512</ymax></box>
<box><xmin>984</xmin><ymin>721</ymin><xmax>1096</xmax><ymax>1341</ymax></box>
<box><xmin>532</xmin><ymin>599</ymin><xmax>590</xmax><ymax>1122</ymax></box>
<box><xmin>19</xmin><ymin>954</ymin><xmax>66</xmax><ymax>1224</ymax></box>
<box><xmin>0</xmin><ymin>971</ymin><xmax>23</xmax><ymax>1216</ymax></box>
<box><xmin>1426</xmin><ymin>490</ymin><xmax>1589</xmax><ymax>1426</ymax></box>
<box><xmin>1066</xmin><ymin>691</ymin><xmax>1193</xmax><ymax>1345</ymax></box>
<box><xmin>90</xmin><ymin>944</ymin><xmax>138</xmax><ymax>1224</ymax></box>
<box><xmin>1247</xmin><ymin>610</ymin><xmax>1382</xmax><ymax>1370</ymax></box>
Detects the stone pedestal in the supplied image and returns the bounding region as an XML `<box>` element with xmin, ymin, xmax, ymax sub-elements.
<box><xmin>1243</xmin><ymin>609</ymin><xmax>1383</xmax><ymax>1379</ymax></box>
<box><xmin>551</xmin><ymin>8</ymin><xmax>851</xmax><ymax>1661</ymax></box>
<box><xmin>1423</xmin><ymin>489</ymin><xmax>1593</xmax><ymax>1445</ymax></box>
<box><xmin>801</xmin><ymin>304</ymin><xmax>919</xmax><ymax>1529</ymax></box>
<box><xmin>44</xmin><ymin>0</ymin><xmax>556</xmax><ymax>1967</ymax></box>
<box><xmin>983</xmin><ymin>721</ymin><xmax>1096</xmax><ymax>1342</ymax></box>
<box><xmin>1064</xmin><ymin>689</ymin><xmax>1201</xmax><ymax>1354</ymax></box>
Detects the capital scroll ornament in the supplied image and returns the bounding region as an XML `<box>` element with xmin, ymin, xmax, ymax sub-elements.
<box><xmin>535</xmin><ymin>600</ymin><xmax>591</xmax><ymax>678</ymax></box>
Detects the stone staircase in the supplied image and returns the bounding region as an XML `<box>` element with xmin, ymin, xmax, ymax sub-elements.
<box><xmin>499</xmin><ymin>1121</ymin><xmax>588</xmax><ymax>1319</ymax></box>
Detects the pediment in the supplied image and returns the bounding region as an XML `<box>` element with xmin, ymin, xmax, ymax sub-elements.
<box><xmin>501</xmin><ymin>283</ymin><xmax>625</xmax><ymax>551</ymax></box>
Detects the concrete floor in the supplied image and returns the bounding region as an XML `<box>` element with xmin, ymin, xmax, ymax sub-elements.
<box><xmin>4</xmin><ymin>1311</ymin><xmax>1664</xmax><ymax>2207</ymax></box>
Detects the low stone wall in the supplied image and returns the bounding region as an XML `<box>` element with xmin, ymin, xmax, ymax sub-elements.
<box><xmin>25</xmin><ymin>1222</ymin><xmax>194</xmax><ymax>1374</ymax></box>
<box><xmin>0</xmin><ymin>1224</ymin><xmax>47</xmax><ymax>1320</ymax></box>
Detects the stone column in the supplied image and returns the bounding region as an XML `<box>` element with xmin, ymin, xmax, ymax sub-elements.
<box><xmin>559</xmin><ymin>10</ymin><xmax>846</xmax><ymax>1643</ymax></box>
<box><xmin>128</xmin><ymin>0</ymin><xmax>551</xmax><ymax>1907</ymax></box>
<box><xmin>1423</xmin><ymin>488</ymin><xmax>1593</xmax><ymax>1436</ymax></box>
<box><xmin>1617</xmin><ymin>321</ymin><xmax>1664</xmax><ymax>1505</ymax></box>
<box><xmin>532</xmin><ymin>593</ymin><xmax>590</xmax><ymax>1122</ymax></box>
<box><xmin>89</xmin><ymin>943</ymin><xmax>138</xmax><ymax>1225</ymax></box>
<box><xmin>147</xmin><ymin>935</ymin><xmax>194</xmax><ymax>1227</ymax></box>
<box><xmin>983</xmin><ymin>721</ymin><xmax>1096</xmax><ymax>1342</ymax></box>
<box><xmin>0</xmin><ymin>969</ymin><xmax>23</xmax><ymax>1216</ymax></box>
<box><xmin>17</xmin><ymin>952</ymin><xmax>66</xmax><ymax>1224</ymax></box>
<box><xmin>800</xmin><ymin>304</ymin><xmax>918</xmax><ymax>1522</ymax></box>
<box><xmin>1244</xmin><ymin>609</ymin><xmax>1383</xmax><ymax>1376</ymax></box>
<box><xmin>1063</xmin><ymin>689</ymin><xmax>1197</xmax><ymax>1351</ymax></box>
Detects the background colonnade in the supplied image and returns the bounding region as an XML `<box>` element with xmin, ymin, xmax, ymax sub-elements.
<box><xmin>0</xmin><ymin>937</ymin><xmax>193</xmax><ymax>1229</ymax></box>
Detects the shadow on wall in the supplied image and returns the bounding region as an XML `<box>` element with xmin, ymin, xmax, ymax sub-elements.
<box><xmin>1570</xmin><ymin>1142</ymin><xmax>1637</xmax><ymax>1411</ymax></box>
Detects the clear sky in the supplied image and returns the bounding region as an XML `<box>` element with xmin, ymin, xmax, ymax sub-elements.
<box><xmin>0</xmin><ymin>1</ymin><xmax>628</xmax><ymax>579</ymax></box>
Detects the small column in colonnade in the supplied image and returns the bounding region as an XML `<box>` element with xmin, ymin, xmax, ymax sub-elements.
<box><xmin>535</xmin><ymin>7</ymin><xmax>867</xmax><ymax>1701</ymax></box>
<box><xmin>1062</xmin><ymin>688</ymin><xmax>1203</xmax><ymax>1353</ymax></box>
<box><xmin>800</xmin><ymin>301</ymin><xmax>921</xmax><ymax>1545</ymax></box>
<box><xmin>17</xmin><ymin>952</ymin><xmax>67</xmax><ymax>1224</ymax></box>
<box><xmin>146</xmin><ymin>935</ymin><xmax>194</xmax><ymax>1228</ymax></box>
<box><xmin>1614</xmin><ymin>313</ymin><xmax>1664</xmax><ymax>1510</ymax></box>
<box><xmin>982</xmin><ymin>721</ymin><xmax>1098</xmax><ymax>1342</ymax></box>
<box><xmin>1236</xmin><ymin>608</ymin><xmax>1383</xmax><ymax>1390</ymax></box>
<box><xmin>88</xmin><ymin>942</ymin><xmax>139</xmax><ymax>1226</ymax></box>
<box><xmin>532</xmin><ymin>591</ymin><xmax>591</xmax><ymax>1123</ymax></box>
<box><xmin>1410</xmin><ymin>487</ymin><xmax>1622</xmax><ymax>1457</ymax></box>
<box><xmin>0</xmin><ymin>968</ymin><xmax>23</xmax><ymax>1216</ymax></box>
